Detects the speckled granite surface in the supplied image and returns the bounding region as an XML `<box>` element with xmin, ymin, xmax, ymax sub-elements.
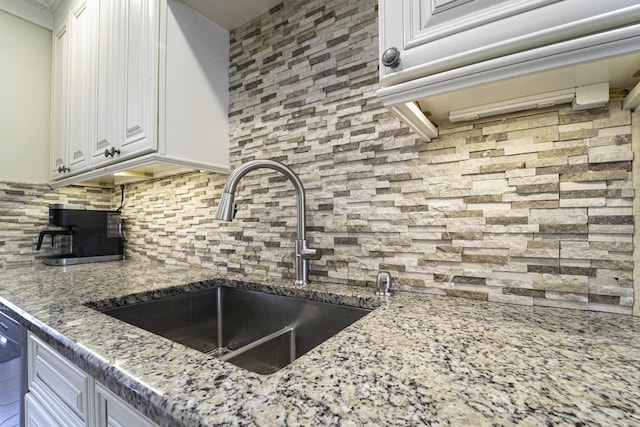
<box><xmin>1</xmin><ymin>261</ymin><xmax>640</xmax><ymax>426</ymax></box>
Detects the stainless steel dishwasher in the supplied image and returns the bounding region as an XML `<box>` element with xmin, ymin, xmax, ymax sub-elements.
<box><xmin>0</xmin><ymin>308</ymin><xmax>26</xmax><ymax>427</ymax></box>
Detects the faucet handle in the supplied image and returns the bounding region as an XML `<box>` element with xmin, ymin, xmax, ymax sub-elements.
<box><xmin>299</xmin><ymin>247</ymin><xmax>317</xmax><ymax>259</ymax></box>
<box><xmin>296</xmin><ymin>240</ymin><xmax>320</xmax><ymax>260</ymax></box>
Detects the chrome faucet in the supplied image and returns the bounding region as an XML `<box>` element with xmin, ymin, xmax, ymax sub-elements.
<box><xmin>215</xmin><ymin>160</ymin><xmax>318</xmax><ymax>285</ymax></box>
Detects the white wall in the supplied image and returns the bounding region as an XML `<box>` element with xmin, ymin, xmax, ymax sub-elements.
<box><xmin>0</xmin><ymin>9</ymin><xmax>51</xmax><ymax>183</ymax></box>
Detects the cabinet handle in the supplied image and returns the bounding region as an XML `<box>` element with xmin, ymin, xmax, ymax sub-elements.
<box><xmin>104</xmin><ymin>147</ymin><xmax>121</xmax><ymax>157</ymax></box>
<box><xmin>382</xmin><ymin>47</ymin><xmax>401</xmax><ymax>68</ymax></box>
<box><xmin>57</xmin><ymin>166</ymin><xmax>69</xmax><ymax>173</ymax></box>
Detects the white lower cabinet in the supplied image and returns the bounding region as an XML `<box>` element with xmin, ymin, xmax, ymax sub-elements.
<box><xmin>27</xmin><ymin>333</ymin><xmax>157</xmax><ymax>427</ymax></box>
<box><xmin>28</xmin><ymin>333</ymin><xmax>90</xmax><ymax>426</ymax></box>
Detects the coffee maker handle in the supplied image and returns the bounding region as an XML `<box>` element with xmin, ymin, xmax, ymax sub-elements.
<box><xmin>36</xmin><ymin>231</ymin><xmax>50</xmax><ymax>250</ymax></box>
<box><xmin>36</xmin><ymin>230</ymin><xmax>72</xmax><ymax>250</ymax></box>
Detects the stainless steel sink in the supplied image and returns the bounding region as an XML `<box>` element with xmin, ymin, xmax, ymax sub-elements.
<box><xmin>98</xmin><ymin>287</ymin><xmax>371</xmax><ymax>375</ymax></box>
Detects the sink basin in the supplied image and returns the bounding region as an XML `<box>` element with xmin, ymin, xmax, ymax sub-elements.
<box><xmin>97</xmin><ymin>287</ymin><xmax>371</xmax><ymax>375</ymax></box>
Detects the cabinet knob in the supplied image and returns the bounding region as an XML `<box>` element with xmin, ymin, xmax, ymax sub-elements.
<box><xmin>104</xmin><ymin>147</ymin><xmax>121</xmax><ymax>157</ymax></box>
<box><xmin>382</xmin><ymin>47</ymin><xmax>401</xmax><ymax>68</ymax></box>
<box><xmin>57</xmin><ymin>166</ymin><xmax>69</xmax><ymax>173</ymax></box>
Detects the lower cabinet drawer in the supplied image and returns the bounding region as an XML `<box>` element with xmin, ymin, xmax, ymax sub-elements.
<box><xmin>28</xmin><ymin>333</ymin><xmax>91</xmax><ymax>424</ymax></box>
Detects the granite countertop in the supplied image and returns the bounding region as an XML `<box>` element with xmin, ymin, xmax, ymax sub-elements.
<box><xmin>1</xmin><ymin>260</ymin><xmax>640</xmax><ymax>426</ymax></box>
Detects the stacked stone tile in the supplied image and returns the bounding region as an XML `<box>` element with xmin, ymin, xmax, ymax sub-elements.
<box><xmin>425</xmin><ymin>105</ymin><xmax>634</xmax><ymax>313</ymax></box>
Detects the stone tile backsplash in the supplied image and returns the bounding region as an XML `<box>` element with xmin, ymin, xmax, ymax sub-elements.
<box><xmin>122</xmin><ymin>0</ymin><xmax>634</xmax><ymax>314</ymax></box>
<box><xmin>0</xmin><ymin>0</ymin><xmax>635</xmax><ymax>314</ymax></box>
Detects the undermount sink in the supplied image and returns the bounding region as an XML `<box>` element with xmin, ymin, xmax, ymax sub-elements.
<box><xmin>95</xmin><ymin>287</ymin><xmax>371</xmax><ymax>375</ymax></box>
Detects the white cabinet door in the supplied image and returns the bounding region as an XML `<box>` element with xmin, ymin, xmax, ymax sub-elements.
<box><xmin>50</xmin><ymin>19</ymin><xmax>69</xmax><ymax>179</ymax></box>
<box><xmin>95</xmin><ymin>383</ymin><xmax>157</xmax><ymax>427</ymax></box>
<box><xmin>91</xmin><ymin>0</ymin><xmax>159</xmax><ymax>168</ymax></box>
<box><xmin>379</xmin><ymin>0</ymin><xmax>640</xmax><ymax>86</ymax></box>
<box><xmin>50</xmin><ymin>0</ymin><xmax>96</xmax><ymax>179</ymax></box>
<box><xmin>25</xmin><ymin>390</ymin><xmax>83</xmax><ymax>427</ymax></box>
<box><xmin>25</xmin><ymin>392</ymin><xmax>63</xmax><ymax>427</ymax></box>
<box><xmin>66</xmin><ymin>0</ymin><xmax>94</xmax><ymax>174</ymax></box>
<box><xmin>93</xmin><ymin>0</ymin><xmax>119</xmax><ymax>166</ymax></box>
<box><xmin>28</xmin><ymin>334</ymin><xmax>91</xmax><ymax>426</ymax></box>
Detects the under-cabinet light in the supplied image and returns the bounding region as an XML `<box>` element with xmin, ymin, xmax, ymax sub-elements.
<box><xmin>449</xmin><ymin>89</ymin><xmax>575</xmax><ymax>122</ymax></box>
<box><xmin>449</xmin><ymin>83</ymin><xmax>611</xmax><ymax>122</ymax></box>
<box><xmin>113</xmin><ymin>171</ymin><xmax>152</xmax><ymax>178</ymax></box>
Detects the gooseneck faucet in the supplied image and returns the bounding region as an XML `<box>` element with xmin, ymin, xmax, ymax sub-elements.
<box><xmin>215</xmin><ymin>160</ymin><xmax>318</xmax><ymax>285</ymax></box>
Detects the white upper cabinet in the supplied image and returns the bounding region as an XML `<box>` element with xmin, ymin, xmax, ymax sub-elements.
<box><xmin>51</xmin><ymin>0</ymin><xmax>230</xmax><ymax>186</ymax></box>
<box><xmin>378</xmin><ymin>0</ymin><xmax>640</xmax><ymax>140</ymax></box>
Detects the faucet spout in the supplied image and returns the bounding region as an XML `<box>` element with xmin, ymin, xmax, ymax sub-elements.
<box><xmin>215</xmin><ymin>160</ymin><xmax>318</xmax><ymax>285</ymax></box>
<box><xmin>214</xmin><ymin>192</ymin><xmax>236</xmax><ymax>221</ymax></box>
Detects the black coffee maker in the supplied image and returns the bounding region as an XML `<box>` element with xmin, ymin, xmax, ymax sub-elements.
<box><xmin>36</xmin><ymin>204</ymin><xmax>124</xmax><ymax>266</ymax></box>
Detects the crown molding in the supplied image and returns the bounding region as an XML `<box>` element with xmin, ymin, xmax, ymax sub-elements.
<box><xmin>0</xmin><ymin>0</ymin><xmax>57</xmax><ymax>29</ymax></box>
